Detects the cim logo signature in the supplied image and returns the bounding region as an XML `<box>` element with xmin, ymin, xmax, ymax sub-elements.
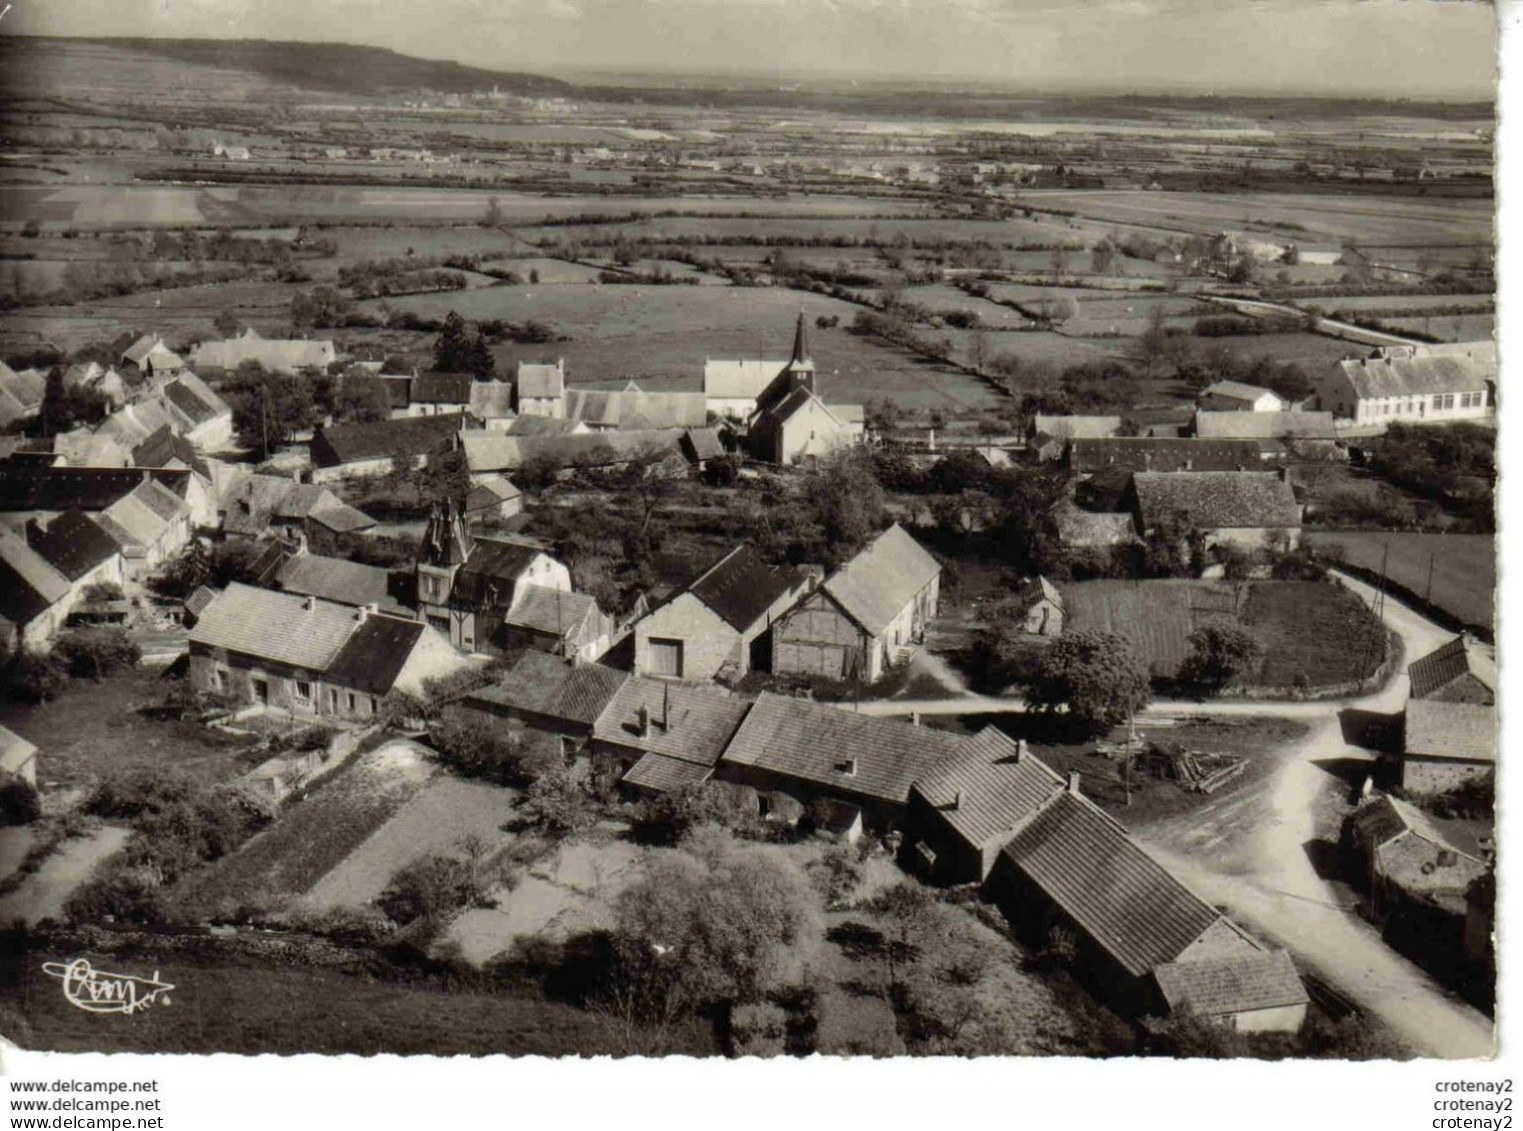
<box><xmin>42</xmin><ymin>959</ymin><xmax>175</xmax><ymax>1016</ymax></box>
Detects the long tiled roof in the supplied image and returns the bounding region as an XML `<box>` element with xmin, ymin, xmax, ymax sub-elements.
<box><xmin>412</xmin><ymin>372</ymin><xmax>475</xmax><ymax>404</ymax></box>
<box><xmin>1193</xmin><ymin>411</ymin><xmax>1337</xmax><ymax>441</ymax></box>
<box><xmin>683</xmin><ymin>545</ymin><xmax>803</xmax><ymax>632</ymax></box>
<box><xmin>1339</xmin><ymin>355</ymin><xmax>1490</xmax><ymax>399</ymax></box>
<box><xmin>1404</xmin><ymin>699</ymin><xmax>1496</xmax><ymax>764</ymax></box>
<box><xmin>1000</xmin><ymin>790</ymin><xmax>1226</xmax><ymax>977</ymax></box>
<box><xmin>0</xmin><ymin>529</ymin><xmax>70</xmax><ymax>626</ymax></box>
<box><xmin>1031</xmin><ymin>415</ymin><xmax>1121</xmax><ymax>440</ymax></box>
<box><xmin>0</xmin><ymin>467</ymin><xmax>189</xmax><ymax>513</ymax></box>
<box><xmin>189</xmin><ymin>330</ymin><xmax>335</xmax><ymax>374</ymax></box>
<box><xmin>1153</xmin><ymin>951</ymin><xmax>1307</xmax><ymax>1017</ymax></box>
<box><xmin>322</xmin><ymin>614</ymin><xmax>425</xmax><ymax>695</ymax></box>
<box><xmin>821</xmin><ymin>524</ymin><xmax>940</xmax><ymax>637</ymax></box>
<box><xmin>704</xmin><ymin>359</ymin><xmax>789</xmax><ymax>400</ymax></box>
<box><xmin>564</xmin><ymin>388</ymin><xmax>709</xmax><ymax>431</ymax></box>
<box><xmin>1069</xmin><ymin>437</ymin><xmax>1262</xmax><ymax>474</ymax></box>
<box><xmin>468</xmin><ymin>381</ymin><xmax>516</xmax><ymax>421</ymax></box>
<box><xmin>461</xmin><ymin>430</ymin><xmax>682</xmax><ymax>473</ymax></box>
<box><xmin>189</xmin><ymin>582</ymin><xmax>360</xmax><ymax>671</ymax></box>
<box><xmin>1131</xmin><ymin>471</ymin><xmax>1301</xmax><ymax>530</ymax></box>
<box><xmin>162</xmin><ymin>372</ymin><xmax>230</xmax><ymax>427</ymax></box>
<box><xmin>275</xmin><ymin>553</ymin><xmax>398</xmax><ymax>611</ymax></box>
<box><xmin>516</xmin><ymin>361</ymin><xmax>564</xmax><ymax>399</ymax></box>
<box><xmin>466</xmin><ymin>651</ymin><xmax>629</xmax><ymax>728</ymax></box>
<box><xmin>28</xmin><ymin>510</ymin><xmax>121</xmax><ymax>581</ymax></box>
<box><xmin>311</xmin><ymin>414</ymin><xmax>464</xmax><ymax>467</ymax></box>
<box><xmin>720</xmin><ymin>692</ymin><xmax>963</xmax><ymax>805</ymax></box>
<box><xmin>595</xmin><ymin>677</ymin><xmax>752</xmax><ymax>766</ymax></box>
<box><xmin>912</xmin><ymin>728</ymin><xmax>1066</xmax><ymax>849</ymax></box>
<box><xmin>1200</xmin><ymin>380</ymin><xmax>1281</xmax><ymax>404</ymax></box>
<box><xmin>131</xmin><ymin>425</ymin><xmax>210</xmax><ymax>479</ymax></box>
<box><xmin>1408</xmin><ymin>635</ymin><xmax>1495</xmax><ymax>700</ymax></box>
<box><xmin>503</xmin><ymin>585</ymin><xmax>602</xmax><ymax>643</ymax></box>
<box><xmin>505</xmin><ymin>414</ymin><xmax>583</xmax><ymax>437</ymax></box>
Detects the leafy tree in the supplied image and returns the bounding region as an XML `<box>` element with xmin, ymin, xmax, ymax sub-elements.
<box><xmin>630</xmin><ymin>783</ymin><xmax>759</xmax><ymax>847</ymax></box>
<box><xmin>0</xmin><ymin>775</ymin><xmax>40</xmax><ymax>826</ymax></box>
<box><xmin>331</xmin><ymin>376</ymin><xmax>392</xmax><ymax>424</ymax></box>
<box><xmin>1177</xmin><ymin>625</ymin><xmax>1262</xmax><ymax>696</ymax></box>
<box><xmin>1026</xmin><ymin>628</ymin><xmax>1151</xmax><ymax>736</ymax></box>
<box><xmin>516</xmin><ymin>769</ymin><xmax>597</xmax><ymax>837</ymax></box>
<box><xmin>4</xmin><ymin>652</ymin><xmax>67</xmax><ymax>703</ymax></box>
<box><xmin>31</xmin><ymin>368</ymin><xmax>109</xmax><ymax>437</ymax></box>
<box><xmin>221</xmin><ymin>362</ymin><xmax>321</xmax><ymax>453</ymax></box>
<box><xmin>431</xmin><ymin>311</ymin><xmax>496</xmax><ymax>379</ymax></box>
<box><xmin>52</xmin><ymin>628</ymin><xmax>140</xmax><ymax>680</ymax></box>
<box><xmin>378</xmin><ymin>854</ymin><xmax>481</xmax><ymax>925</ymax></box>
<box><xmin>800</xmin><ymin>449</ymin><xmax>886</xmax><ymax>566</ymax></box>
<box><xmin>1089</xmin><ymin>240</ymin><xmax>1117</xmax><ymax>274</ymax></box>
<box><xmin>865</xmin><ymin>881</ymin><xmax>937</xmax><ymax>992</ymax></box>
<box><xmin>213</xmin><ymin>310</ymin><xmax>240</xmax><ymax>338</ymax></box>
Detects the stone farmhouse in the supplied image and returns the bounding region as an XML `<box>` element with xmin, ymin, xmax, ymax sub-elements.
<box><xmin>1311</xmin><ymin>354</ymin><xmax>1492</xmax><ymax>425</ymax></box>
<box><xmin>309</xmin><ymin>414</ymin><xmax>467</xmax><ymax>482</ymax></box>
<box><xmin>515</xmin><ymin>360</ymin><xmax>566</xmax><ymax>417</ymax></box>
<box><xmin>120</xmin><ymin>334</ymin><xmax>186</xmax><ymax>380</ymax></box>
<box><xmin>1400</xmin><ymin>635</ymin><xmax>1496</xmax><ymax>793</ymax></box>
<box><xmin>1126</xmin><ymin>470</ymin><xmax>1303</xmax><ymax>551</ymax></box>
<box><xmin>188</xmin><ymin>328</ymin><xmax>336</xmax><ymax>376</ymax></box>
<box><xmin>771</xmin><ymin>523</ymin><xmax>941</xmax><ymax>683</ymax></box>
<box><xmin>1198</xmin><ymin>380</ymin><xmax>1285</xmax><ymax>413</ymax></box>
<box><xmin>188</xmin><ymin>583</ymin><xmax>467</xmax><ymax>721</ymax></box>
<box><xmin>635</xmin><ymin>544</ymin><xmax>812</xmax><ymax>683</ymax></box>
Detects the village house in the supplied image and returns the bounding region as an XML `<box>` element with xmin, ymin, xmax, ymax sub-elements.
<box><xmin>679</xmin><ymin>427</ymin><xmax>726</xmax><ymax>470</ymax></box>
<box><xmin>90</xmin><ymin>476</ymin><xmax>193</xmax><ymax>581</ymax></box>
<box><xmin>19</xmin><ymin>429</ymin><xmax>131</xmax><ymax>471</ymax></box>
<box><xmin>0</xmin><ymin>530</ymin><xmax>73</xmax><ymax>650</ymax></box>
<box><xmin>1126</xmin><ymin>470</ymin><xmax>1303</xmax><ymax>551</ymax></box>
<box><xmin>989</xmin><ymin>783</ymin><xmax>1307</xmax><ymax>1030</ymax></box>
<box><xmin>564</xmin><ymin>385</ymin><xmax>709</xmax><ymax>432</ymax></box>
<box><xmin>0</xmin><ymin>466</ymin><xmax>200</xmax><ymax>552</ymax></box>
<box><xmin>128</xmin><ymin>426</ymin><xmax>221</xmax><ymax>528</ymax></box>
<box><xmin>459</xmin><ymin>429</ymin><xmax>687</xmax><ymax>482</ymax></box>
<box><xmin>1311</xmin><ymin>354</ymin><xmax>1493</xmax><ymax>425</ymax></box>
<box><xmin>771</xmin><ymin>524</ymin><xmax>940</xmax><ymax>683</ymax></box>
<box><xmin>1400</xmin><ymin>635</ymin><xmax>1496</xmax><ymax>793</ymax></box>
<box><xmin>272</xmin><ymin>547</ymin><xmax>409</xmax><ymax>615</ymax></box>
<box><xmin>907</xmin><ymin>728</ymin><xmax>1066</xmax><ymax>884</ymax></box>
<box><xmin>455</xmin><ymin>651</ymin><xmax>629</xmax><ymax>756</ymax></box>
<box><xmin>1051</xmin><ymin>500</ymin><xmax>1139</xmax><ymax>550</ymax></box>
<box><xmin>221</xmin><ymin>474</ymin><xmax>376</xmax><ymax>546</ymax></box>
<box><xmin>62</xmin><ymin>361</ymin><xmax>129</xmax><ymax>409</ymax></box>
<box><xmin>1013</xmin><ymin>576</ymin><xmax>1064</xmax><ymax>636</ymax></box>
<box><xmin>1191</xmin><ymin>410</ymin><xmax>1338</xmax><ymax>442</ymax></box>
<box><xmin>463</xmin><ymin>476</ymin><xmax>523</xmax><ymax>523</ymax></box>
<box><xmin>188</xmin><ymin>328</ymin><xmax>336</xmax><ymax>376</ymax></box>
<box><xmin>120</xmin><ymin>334</ymin><xmax>186</xmax><ymax>380</ymax></box>
<box><xmin>503</xmin><ymin>415</ymin><xmax>592</xmax><ymax>439</ymax></box>
<box><xmin>403</xmin><ymin>372</ymin><xmax>475</xmax><ymax>418</ymax></box>
<box><xmin>1198</xmin><ymin>380</ymin><xmax>1286</xmax><ymax>413</ymax></box>
<box><xmin>1347</xmin><ymin>794</ymin><xmax>1489</xmax><ymax>922</ymax></box>
<box><xmin>516</xmin><ymin>360</ymin><xmax>566</xmax><ymax>417</ymax></box>
<box><xmin>703</xmin><ymin>358</ymin><xmax>789</xmax><ymax>419</ymax></box>
<box><xmin>594</xmin><ymin>676</ymin><xmax>753</xmax><ymax>794</ymax></box>
<box><xmin>309</xmin><ymin>414</ymin><xmax>466</xmax><ymax>482</ymax></box>
<box><xmin>468</xmin><ymin>381</ymin><xmax>517</xmax><ymax>431</ymax></box>
<box><xmin>188</xmin><ymin>583</ymin><xmax>466</xmax><ymax>718</ymax></box>
<box><xmin>715</xmin><ymin>692</ymin><xmax>965</xmax><ymax>828</ymax></box>
<box><xmin>0</xmin><ymin>724</ymin><xmax>38</xmax><ymax>789</ymax></box>
<box><xmin>94</xmin><ymin>373</ymin><xmax>234</xmax><ymax>454</ymax></box>
<box><xmin>415</xmin><ymin>500</ymin><xmax>576</xmax><ymax>654</ymax></box>
<box><xmin>1028</xmin><ymin>415</ymin><xmax>1123</xmax><ymax>443</ymax></box>
<box><xmin>1067</xmin><ymin>437</ymin><xmax>1265</xmax><ymax>476</ymax></box>
<box><xmin>0</xmin><ymin>362</ymin><xmax>46</xmax><ymax>430</ymax></box>
<box><xmin>25</xmin><ymin>509</ymin><xmax>127</xmax><ymax>610</ymax></box>
<box><xmin>634</xmin><ymin>544</ymin><xmax>812</xmax><ymax>682</ymax></box>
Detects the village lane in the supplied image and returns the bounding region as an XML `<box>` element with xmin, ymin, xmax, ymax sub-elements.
<box><xmin>842</xmin><ymin>570</ymin><xmax>1494</xmax><ymax>1055</ymax></box>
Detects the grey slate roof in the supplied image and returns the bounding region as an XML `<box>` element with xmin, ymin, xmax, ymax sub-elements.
<box><xmin>0</xmin><ymin>529</ymin><xmax>71</xmax><ymax>627</ymax></box>
<box><xmin>683</xmin><ymin>544</ymin><xmax>805</xmax><ymax>633</ymax></box>
<box><xmin>720</xmin><ymin>692</ymin><xmax>964</xmax><ymax>805</ymax></box>
<box><xmin>275</xmin><ymin>553</ymin><xmax>400</xmax><ymax>612</ymax></box>
<box><xmin>911</xmin><ymin>728</ymin><xmax>1066</xmax><ymax>850</ymax></box>
<box><xmin>999</xmin><ymin>790</ymin><xmax>1229</xmax><ymax>978</ymax></box>
<box><xmin>323</xmin><ymin>614</ymin><xmax>425</xmax><ymax>695</ymax></box>
<box><xmin>1154</xmin><ymin>951</ymin><xmax>1308</xmax><ymax>1017</ymax></box>
<box><xmin>189</xmin><ymin>582</ymin><xmax>359</xmax><ymax>671</ymax></box>
<box><xmin>1340</xmin><ymin>355</ymin><xmax>1490</xmax><ymax>399</ymax></box>
<box><xmin>465</xmin><ymin>651</ymin><xmax>629</xmax><ymax>728</ymax></box>
<box><xmin>28</xmin><ymin>510</ymin><xmax>121</xmax><ymax>581</ymax></box>
<box><xmin>595</xmin><ymin>677</ymin><xmax>752</xmax><ymax>767</ymax></box>
<box><xmin>821</xmin><ymin>524</ymin><xmax>940</xmax><ymax>638</ymax></box>
<box><xmin>623</xmin><ymin>752</ymin><xmax>716</xmax><ymax>792</ymax></box>
<box><xmin>1193</xmin><ymin>411</ymin><xmax>1337</xmax><ymax>440</ymax></box>
<box><xmin>1030</xmin><ymin>414</ymin><xmax>1121</xmax><ymax>441</ymax></box>
<box><xmin>310</xmin><ymin>414</ymin><xmax>464</xmax><ymax>467</ymax></box>
<box><xmin>1404</xmin><ymin>699</ymin><xmax>1497</xmax><ymax>764</ymax></box>
<box><xmin>1407</xmin><ymin>635</ymin><xmax>1496</xmax><ymax>701</ymax></box>
<box><xmin>1069</xmin><ymin>437</ymin><xmax>1262</xmax><ymax>474</ymax></box>
<box><xmin>1131</xmin><ymin>471</ymin><xmax>1301</xmax><ymax>531</ymax></box>
<box><xmin>503</xmin><ymin>585</ymin><xmax>603</xmax><ymax>644</ymax></box>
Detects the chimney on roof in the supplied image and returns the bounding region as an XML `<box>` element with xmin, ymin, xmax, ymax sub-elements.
<box><xmin>840</xmin><ymin>757</ymin><xmax>858</xmax><ymax>777</ymax></box>
<box><xmin>1016</xmin><ymin>738</ymin><xmax>1028</xmax><ymax>763</ymax></box>
<box><xmin>952</xmin><ymin>789</ymin><xmax>963</xmax><ymax>810</ymax></box>
<box><xmin>661</xmin><ymin>683</ymin><xmax>671</xmax><ymax>731</ymax></box>
<box><xmin>1277</xmin><ymin>466</ymin><xmax>1290</xmax><ymax>483</ymax></box>
<box><xmin>1066</xmin><ymin>771</ymin><xmax>1081</xmax><ymax>795</ymax></box>
<box><xmin>303</xmin><ymin>595</ymin><xmax>316</xmax><ymax>612</ymax></box>
<box><xmin>910</xmin><ymin>711</ymin><xmax>920</xmax><ymax>727</ymax></box>
<box><xmin>1184</xmin><ymin>457</ymin><xmax>1193</xmax><ymax>471</ymax></box>
<box><xmin>637</xmin><ymin>705</ymin><xmax>651</xmax><ymax>738</ymax></box>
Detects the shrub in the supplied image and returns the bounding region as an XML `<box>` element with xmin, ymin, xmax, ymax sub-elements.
<box><xmin>729</xmin><ymin>1001</ymin><xmax>789</xmax><ymax>1057</ymax></box>
<box><xmin>0</xmin><ymin>775</ymin><xmax>40</xmax><ymax>826</ymax></box>
<box><xmin>806</xmin><ymin>845</ymin><xmax>865</xmax><ymax>908</ymax></box>
<box><xmin>631</xmin><ymin>782</ymin><xmax>760</xmax><ymax>847</ymax></box>
<box><xmin>377</xmin><ymin>854</ymin><xmax>480</xmax><ymax>925</ymax></box>
<box><xmin>52</xmin><ymin>627</ymin><xmax>140</xmax><ymax>680</ymax></box>
<box><xmin>64</xmin><ymin>871</ymin><xmax>172</xmax><ymax>926</ymax></box>
<box><xmin>4</xmin><ymin>652</ymin><xmax>68</xmax><ymax>703</ymax></box>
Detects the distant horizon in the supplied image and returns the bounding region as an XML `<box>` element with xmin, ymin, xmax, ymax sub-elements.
<box><xmin>0</xmin><ymin>0</ymin><xmax>1498</xmax><ymax>101</ymax></box>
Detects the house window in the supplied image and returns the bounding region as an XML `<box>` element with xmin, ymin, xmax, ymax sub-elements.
<box><xmin>347</xmin><ymin>693</ymin><xmax>357</xmax><ymax>712</ymax></box>
<box><xmin>427</xmin><ymin>614</ymin><xmax>449</xmax><ymax>634</ymax></box>
<box><xmin>293</xmin><ymin>680</ymin><xmax>313</xmax><ymax>705</ymax></box>
<box><xmin>213</xmin><ymin>666</ymin><xmax>229</xmax><ymax>692</ymax></box>
<box><xmin>648</xmin><ymin>637</ymin><xmax>684</xmax><ymax>678</ymax></box>
<box><xmin>328</xmin><ymin>688</ymin><xmax>339</xmax><ymax>712</ymax></box>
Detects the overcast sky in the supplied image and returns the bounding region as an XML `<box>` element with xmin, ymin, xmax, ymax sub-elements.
<box><xmin>4</xmin><ymin>0</ymin><xmax>1500</xmax><ymax>98</ymax></box>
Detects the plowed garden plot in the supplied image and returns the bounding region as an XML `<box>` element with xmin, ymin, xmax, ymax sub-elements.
<box><xmin>173</xmin><ymin>741</ymin><xmax>434</xmax><ymax>920</ymax></box>
<box><xmin>300</xmin><ymin>775</ymin><xmax>518</xmax><ymax>913</ymax></box>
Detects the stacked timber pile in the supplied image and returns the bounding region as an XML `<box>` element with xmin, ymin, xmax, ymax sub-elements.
<box><xmin>1142</xmin><ymin>743</ymin><xmax>1247</xmax><ymax>794</ymax></box>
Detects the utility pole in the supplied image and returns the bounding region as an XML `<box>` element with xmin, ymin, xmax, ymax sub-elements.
<box><xmin>1425</xmin><ymin>551</ymin><xmax>1436</xmax><ymax>604</ymax></box>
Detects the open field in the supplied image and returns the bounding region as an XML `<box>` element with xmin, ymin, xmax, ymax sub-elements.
<box><xmin>1024</xmin><ymin>189</ymin><xmax>1494</xmax><ymax>248</ymax></box>
<box><xmin>1385</xmin><ymin>314</ymin><xmax>1493</xmax><ymax>342</ymax></box>
<box><xmin>301</xmin><ymin>775</ymin><xmax>518</xmax><ymax>913</ymax></box>
<box><xmin>1061</xmin><ymin>579</ymin><xmax>1388</xmax><ymax>688</ymax></box>
<box><xmin>173</xmin><ymin>741</ymin><xmax>436</xmax><ymax>919</ymax></box>
<box><xmin>0</xmin><ymin>670</ymin><xmax>264</xmax><ymax>792</ymax></box>
<box><xmin>1306</xmin><ymin>531</ymin><xmax>1494</xmax><ymax>630</ymax></box>
<box><xmin>366</xmin><ymin>283</ymin><xmax>1005</xmax><ymax>411</ymax></box>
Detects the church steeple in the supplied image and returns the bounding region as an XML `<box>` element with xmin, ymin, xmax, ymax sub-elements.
<box><xmin>420</xmin><ymin>498</ymin><xmax>473</xmax><ymax>568</ymax></box>
<box><xmin>789</xmin><ymin>310</ymin><xmax>809</xmax><ymax>366</ymax></box>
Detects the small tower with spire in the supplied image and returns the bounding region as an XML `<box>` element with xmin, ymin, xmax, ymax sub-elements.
<box><xmin>781</xmin><ymin>310</ymin><xmax>816</xmax><ymax>395</ymax></box>
<box><xmin>416</xmin><ymin>497</ymin><xmax>475</xmax><ymax>626</ymax></box>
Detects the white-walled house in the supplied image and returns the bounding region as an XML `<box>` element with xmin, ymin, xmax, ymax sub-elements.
<box><xmin>516</xmin><ymin>361</ymin><xmax>566</xmax><ymax>418</ymax></box>
<box><xmin>1198</xmin><ymin>381</ymin><xmax>1285</xmax><ymax>414</ymax></box>
<box><xmin>1311</xmin><ymin>355</ymin><xmax>1493</xmax><ymax>426</ymax></box>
